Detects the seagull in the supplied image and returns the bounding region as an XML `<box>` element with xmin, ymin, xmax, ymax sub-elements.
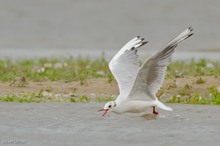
<box><xmin>99</xmin><ymin>27</ymin><xmax>193</xmax><ymax>116</ymax></box>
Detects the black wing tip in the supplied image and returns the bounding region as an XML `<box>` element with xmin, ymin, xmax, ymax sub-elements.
<box><xmin>188</xmin><ymin>27</ymin><xmax>193</xmax><ymax>31</ymax></box>
<box><xmin>142</xmin><ymin>41</ymin><xmax>148</xmax><ymax>45</ymax></box>
<box><xmin>137</xmin><ymin>41</ymin><xmax>148</xmax><ymax>48</ymax></box>
<box><xmin>184</xmin><ymin>33</ymin><xmax>194</xmax><ymax>40</ymax></box>
<box><xmin>188</xmin><ymin>33</ymin><xmax>194</xmax><ymax>37</ymax></box>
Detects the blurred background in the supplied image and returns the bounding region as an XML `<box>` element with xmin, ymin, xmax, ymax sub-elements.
<box><xmin>0</xmin><ymin>0</ymin><xmax>219</xmax><ymax>60</ymax></box>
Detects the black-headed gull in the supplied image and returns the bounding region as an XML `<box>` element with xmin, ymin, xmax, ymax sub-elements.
<box><xmin>99</xmin><ymin>27</ymin><xmax>193</xmax><ymax>116</ymax></box>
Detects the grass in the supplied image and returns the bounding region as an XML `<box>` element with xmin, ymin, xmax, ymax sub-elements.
<box><xmin>0</xmin><ymin>57</ymin><xmax>220</xmax><ymax>104</ymax></box>
<box><xmin>1</xmin><ymin>57</ymin><xmax>220</xmax><ymax>82</ymax></box>
<box><xmin>166</xmin><ymin>86</ymin><xmax>220</xmax><ymax>105</ymax></box>
<box><xmin>196</xmin><ymin>76</ymin><xmax>206</xmax><ymax>84</ymax></box>
<box><xmin>0</xmin><ymin>57</ymin><xmax>112</xmax><ymax>82</ymax></box>
<box><xmin>166</xmin><ymin>58</ymin><xmax>220</xmax><ymax>78</ymax></box>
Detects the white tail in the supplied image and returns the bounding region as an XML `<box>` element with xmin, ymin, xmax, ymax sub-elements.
<box><xmin>154</xmin><ymin>99</ymin><xmax>173</xmax><ymax>111</ymax></box>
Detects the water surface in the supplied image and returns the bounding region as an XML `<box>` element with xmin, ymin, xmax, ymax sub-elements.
<box><xmin>0</xmin><ymin>0</ymin><xmax>220</xmax><ymax>60</ymax></box>
<box><xmin>0</xmin><ymin>103</ymin><xmax>219</xmax><ymax>146</ymax></box>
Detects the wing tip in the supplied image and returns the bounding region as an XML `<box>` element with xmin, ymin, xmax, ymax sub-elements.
<box><xmin>135</xmin><ymin>41</ymin><xmax>148</xmax><ymax>49</ymax></box>
<box><xmin>188</xmin><ymin>33</ymin><xmax>194</xmax><ymax>37</ymax></box>
<box><xmin>188</xmin><ymin>26</ymin><xmax>193</xmax><ymax>32</ymax></box>
<box><xmin>141</xmin><ymin>41</ymin><xmax>148</xmax><ymax>46</ymax></box>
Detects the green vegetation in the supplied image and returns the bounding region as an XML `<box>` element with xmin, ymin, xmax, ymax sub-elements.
<box><xmin>196</xmin><ymin>76</ymin><xmax>206</xmax><ymax>84</ymax></box>
<box><xmin>166</xmin><ymin>86</ymin><xmax>220</xmax><ymax>105</ymax></box>
<box><xmin>0</xmin><ymin>57</ymin><xmax>220</xmax><ymax>82</ymax></box>
<box><xmin>177</xmin><ymin>84</ymin><xmax>192</xmax><ymax>96</ymax></box>
<box><xmin>164</xmin><ymin>59</ymin><xmax>220</xmax><ymax>105</ymax></box>
<box><xmin>166</xmin><ymin>59</ymin><xmax>220</xmax><ymax>78</ymax></box>
<box><xmin>0</xmin><ymin>57</ymin><xmax>220</xmax><ymax>104</ymax></box>
<box><xmin>0</xmin><ymin>57</ymin><xmax>112</xmax><ymax>82</ymax></box>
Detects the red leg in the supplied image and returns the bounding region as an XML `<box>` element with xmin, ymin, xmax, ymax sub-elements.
<box><xmin>153</xmin><ymin>106</ymin><xmax>158</xmax><ymax>115</ymax></box>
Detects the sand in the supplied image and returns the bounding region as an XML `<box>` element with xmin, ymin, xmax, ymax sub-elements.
<box><xmin>1</xmin><ymin>76</ymin><xmax>219</xmax><ymax>100</ymax></box>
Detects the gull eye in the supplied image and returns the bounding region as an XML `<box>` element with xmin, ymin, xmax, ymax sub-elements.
<box><xmin>108</xmin><ymin>105</ymin><xmax>112</xmax><ymax>108</ymax></box>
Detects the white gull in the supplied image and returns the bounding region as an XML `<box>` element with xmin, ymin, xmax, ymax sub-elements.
<box><xmin>99</xmin><ymin>27</ymin><xmax>194</xmax><ymax>116</ymax></box>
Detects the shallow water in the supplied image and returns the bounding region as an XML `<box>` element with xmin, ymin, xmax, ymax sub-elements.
<box><xmin>0</xmin><ymin>0</ymin><xmax>220</xmax><ymax>61</ymax></box>
<box><xmin>0</xmin><ymin>103</ymin><xmax>219</xmax><ymax>146</ymax></box>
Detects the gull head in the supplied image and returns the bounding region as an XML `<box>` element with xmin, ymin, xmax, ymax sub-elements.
<box><xmin>99</xmin><ymin>101</ymin><xmax>116</xmax><ymax>116</ymax></box>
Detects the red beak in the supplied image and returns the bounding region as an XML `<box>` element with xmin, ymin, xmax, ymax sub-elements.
<box><xmin>98</xmin><ymin>109</ymin><xmax>109</xmax><ymax>116</ymax></box>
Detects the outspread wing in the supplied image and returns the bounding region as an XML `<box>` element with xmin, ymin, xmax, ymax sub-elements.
<box><xmin>129</xmin><ymin>27</ymin><xmax>194</xmax><ymax>101</ymax></box>
<box><xmin>109</xmin><ymin>36</ymin><xmax>148</xmax><ymax>101</ymax></box>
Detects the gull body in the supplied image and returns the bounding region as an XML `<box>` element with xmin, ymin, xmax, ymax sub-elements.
<box><xmin>99</xmin><ymin>27</ymin><xmax>194</xmax><ymax>116</ymax></box>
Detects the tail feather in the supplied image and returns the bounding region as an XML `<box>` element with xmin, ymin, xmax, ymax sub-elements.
<box><xmin>154</xmin><ymin>99</ymin><xmax>173</xmax><ymax>111</ymax></box>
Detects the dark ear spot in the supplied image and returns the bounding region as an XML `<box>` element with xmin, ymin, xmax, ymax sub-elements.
<box><xmin>114</xmin><ymin>102</ymin><xmax>116</xmax><ymax>107</ymax></box>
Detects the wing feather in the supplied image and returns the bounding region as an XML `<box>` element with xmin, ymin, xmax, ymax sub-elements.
<box><xmin>129</xmin><ymin>27</ymin><xmax>194</xmax><ymax>101</ymax></box>
<box><xmin>109</xmin><ymin>37</ymin><xmax>148</xmax><ymax>101</ymax></box>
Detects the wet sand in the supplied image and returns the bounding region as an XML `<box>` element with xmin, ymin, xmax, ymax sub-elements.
<box><xmin>0</xmin><ymin>103</ymin><xmax>219</xmax><ymax>146</ymax></box>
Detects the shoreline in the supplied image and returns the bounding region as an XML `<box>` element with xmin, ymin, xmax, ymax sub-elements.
<box><xmin>1</xmin><ymin>49</ymin><xmax>220</xmax><ymax>61</ymax></box>
<box><xmin>1</xmin><ymin>76</ymin><xmax>219</xmax><ymax>103</ymax></box>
